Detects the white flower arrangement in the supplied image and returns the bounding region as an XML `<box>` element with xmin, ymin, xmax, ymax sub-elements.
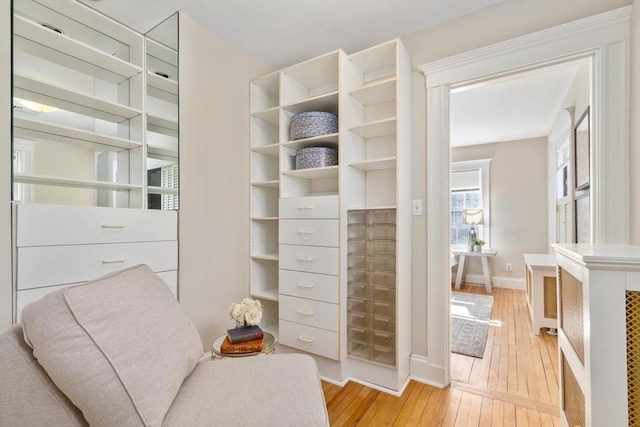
<box><xmin>228</xmin><ymin>297</ymin><xmax>263</xmax><ymax>327</ymax></box>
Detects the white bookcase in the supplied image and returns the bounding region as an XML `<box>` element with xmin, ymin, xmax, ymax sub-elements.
<box><xmin>9</xmin><ymin>1</ymin><xmax>180</xmax><ymax>322</ymax></box>
<box><xmin>249</xmin><ymin>39</ymin><xmax>412</xmax><ymax>391</ymax></box>
<box><xmin>12</xmin><ymin>0</ymin><xmax>179</xmax><ymax>210</ymax></box>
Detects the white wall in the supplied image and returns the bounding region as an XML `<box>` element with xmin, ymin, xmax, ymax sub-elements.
<box><xmin>452</xmin><ymin>138</ymin><xmax>549</xmax><ymax>280</ymax></box>
<box><xmin>178</xmin><ymin>14</ymin><xmax>268</xmax><ymax>349</ymax></box>
<box><xmin>401</xmin><ymin>0</ymin><xmax>632</xmax><ymax>361</ymax></box>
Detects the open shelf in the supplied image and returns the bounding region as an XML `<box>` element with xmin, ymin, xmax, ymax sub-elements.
<box><xmin>349</xmin><ymin>157</ymin><xmax>397</xmax><ymax>171</ymax></box>
<box><xmin>251</xmin><ymin>180</ymin><xmax>280</xmax><ymax>189</ymax></box>
<box><xmin>281</xmin><ymin>50</ymin><xmax>341</xmax><ymax>105</ymax></box>
<box><xmin>348</xmin><ymin>205</ymin><xmax>396</xmax><ymax>211</ymax></box>
<box><xmin>147</xmin><ymin>186</ymin><xmax>178</xmax><ymax>196</ymax></box>
<box><xmin>147</xmin><ymin>145</ymin><xmax>178</xmax><ymax>160</ymax></box>
<box><xmin>147</xmin><ymin>71</ymin><xmax>178</xmax><ymax>104</ymax></box>
<box><xmin>147</xmin><ymin>114</ymin><xmax>178</xmax><ymax>137</ymax></box>
<box><xmin>252</xmin><ymin>107</ymin><xmax>279</xmax><ymax>125</ymax></box>
<box><xmin>13</xmin><ymin>15</ymin><xmax>142</xmax><ymax>83</ymax></box>
<box><xmin>14</xmin><ymin>74</ymin><xmax>142</xmax><ymax>123</ymax></box>
<box><xmin>251</xmin><ymin>71</ymin><xmax>280</xmax><ymax>113</ymax></box>
<box><xmin>348</xmin><ymin>40</ymin><xmax>397</xmax><ymax>85</ymax></box>
<box><xmin>14</xmin><ymin>173</ymin><xmax>142</xmax><ymax>192</ymax></box>
<box><xmin>283</xmin><ymin>133</ymin><xmax>339</xmax><ymax>150</ymax></box>
<box><xmin>282</xmin><ymin>165</ymin><xmax>339</xmax><ymax>180</ymax></box>
<box><xmin>350</xmin><ymin>117</ymin><xmax>396</xmax><ymax>139</ymax></box>
<box><xmin>13</xmin><ymin>117</ymin><xmax>142</xmax><ymax>151</ymax></box>
<box><xmin>281</xmin><ymin>91</ymin><xmax>339</xmax><ymax>115</ymax></box>
<box><xmin>250</xmin><ymin>143</ymin><xmax>279</xmax><ymax>157</ymax></box>
<box><xmin>146</xmin><ymin>38</ymin><xmax>178</xmax><ymax>68</ymax></box>
<box><xmin>250</xmin><ymin>288</ymin><xmax>279</xmax><ymax>302</ymax></box>
<box><xmin>349</xmin><ymin>78</ymin><xmax>396</xmax><ymax>106</ymax></box>
<box><xmin>251</xmin><ymin>253</ymin><xmax>279</xmax><ymax>261</ymax></box>
<box><xmin>251</xmin><ymin>217</ymin><xmax>279</xmax><ymax>221</ymax></box>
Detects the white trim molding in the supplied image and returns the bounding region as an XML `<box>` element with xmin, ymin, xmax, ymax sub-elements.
<box><xmin>417</xmin><ymin>6</ymin><xmax>631</xmax><ymax>387</ymax></box>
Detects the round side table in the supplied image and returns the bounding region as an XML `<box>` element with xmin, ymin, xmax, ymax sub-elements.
<box><xmin>211</xmin><ymin>331</ymin><xmax>275</xmax><ymax>360</ymax></box>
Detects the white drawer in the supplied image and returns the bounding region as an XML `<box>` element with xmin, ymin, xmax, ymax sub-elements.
<box><xmin>16</xmin><ymin>203</ymin><xmax>177</xmax><ymax>246</ymax></box>
<box><xmin>17</xmin><ymin>241</ymin><xmax>177</xmax><ymax>290</ymax></box>
<box><xmin>16</xmin><ymin>270</ymin><xmax>177</xmax><ymax>321</ymax></box>
<box><xmin>279</xmin><ymin>319</ymin><xmax>339</xmax><ymax>360</ymax></box>
<box><xmin>279</xmin><ymin>195</ymin><xmax>338</xmax><ymax>219</ymax></box>
<box><xmin>279</xmin><ymin>245</ymin><xmax>338</xmax><ymax>275</ymax></box>
<box><xmin>279</xmin><ymin>219</ymin><xmax>339</xmax><ymax>247</ymax></box>
<box><xmin>279</xmin><ymin>294</ymin><xmax>338</xmax><ymax>331</ymax></box>
<box><xmin>279</xmin><ymin>270</ymin><xmax>339</xmax><ymax>304</ymax></box>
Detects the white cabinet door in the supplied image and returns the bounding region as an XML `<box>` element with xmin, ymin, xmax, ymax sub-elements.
<box><xmin>279</xmin><ymin>245</ymin><xmax>339</xmax><ymax>275</ymax></box>
<box><xmin>279</xmin><ymin>195</ymin><xmax>339</xmax><ymax>219</ymax></box>
<box><xmin>279</xmin><ymin>219</ymin><xmax>339</xmax><ymax>247</ymax></box>
<box><xmin>17</xmin><ymin>241</ymin><xmax>177</xmax><ymax>290</ymax></box>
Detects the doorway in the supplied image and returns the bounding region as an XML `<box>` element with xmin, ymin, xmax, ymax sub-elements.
<box><xmin>417</xmin><ymin>6</ymin><xmax>631</xmax><ymax>389</ymax></box>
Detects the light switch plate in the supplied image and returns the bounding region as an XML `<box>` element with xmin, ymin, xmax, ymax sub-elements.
<box><xmin>412</xmin><ymin>199</ymin><xmax>423</xmax><ymax>216</ymax></box>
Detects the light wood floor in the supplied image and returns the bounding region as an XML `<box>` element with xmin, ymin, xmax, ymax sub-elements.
<box><xmin>323</xmin><ymin>284</ymin><xmax>560</xmax><ymax>426</ymax></box>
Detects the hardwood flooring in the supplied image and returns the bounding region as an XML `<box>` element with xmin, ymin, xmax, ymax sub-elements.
<box><xmin>323</xmin><ymin>284</ymin><xmax>560</xmax><ymax>426</ymax></box>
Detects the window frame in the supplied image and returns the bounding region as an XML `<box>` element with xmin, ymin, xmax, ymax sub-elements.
<box><xmin>451</xmin><ymin>159</ymin><xmax>491</xmax><ymax>249</ymax></box>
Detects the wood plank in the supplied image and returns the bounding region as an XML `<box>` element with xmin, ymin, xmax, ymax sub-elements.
<box><xmin>392</xmin><ymin>381</ymin><xmax>429</xmax><ymax>426</ymax></box>
<box><xmin>479</xmin><ymin>397</ymin><xmax>493</xmax><ymax>427</ymax></box>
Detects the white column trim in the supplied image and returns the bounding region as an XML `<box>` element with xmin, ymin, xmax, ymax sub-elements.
<box><xmin>415</xmin><ymin>6</ymin><xmax>631</xmax><ymax>387</ymax></box>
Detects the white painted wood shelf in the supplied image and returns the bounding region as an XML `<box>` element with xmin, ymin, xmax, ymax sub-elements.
<box><xmin>349</xmin><ymin>117</ymin><xmax>397</xmax><ymax>139</ymax></box>
<box><xmin>282</xmin><ymin>166</ymin><xmax>339</xmax><ymax>180</ymax></box>
<box><xmin>283</xmin><ymin>133</ymin><xmax>339</xmax><ymax>150</ymax></box>
<box><xmin>349</xmin><ymin>157</ymin><xmax>397</xmax><ymax>171</ymax></box>
<box><xmin>147</xmin><ymin>114</ymin><xmax>179</xmax><ymax>137</ymax></box>
<box><xmin>13</xmin><ymin>15</ymin><xmax>142</xmax><ymax>83</ymax></box>
<box><xmin>250</xmin><ymin>143</ymin><xmax>279</xmax><ymax>157</ymax></box>
<box><xmin>14</xmin><ymin>173</ymin><xmax>143</xmax><ymax>192</ymax></box>
<box><xmin>13</xmin><ymin>117</ymin><xmax>142</xmax><ymax>151</ymax></box>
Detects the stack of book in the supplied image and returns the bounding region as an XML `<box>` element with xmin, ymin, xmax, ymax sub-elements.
<box><xmin>220</xmin><ymin>325</ymin><xmax>264</xmax><ymax>355</ymax></box>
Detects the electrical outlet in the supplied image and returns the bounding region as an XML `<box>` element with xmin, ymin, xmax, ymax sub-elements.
<box><xmin>412</xmin><ymin>199</ymin><xmax>423</xmax><ymax>216</ymax></box>
<box><xmin>505</xmin><ymin>263</ymin><xmax>513</xmax><ymax>272</ymax></box>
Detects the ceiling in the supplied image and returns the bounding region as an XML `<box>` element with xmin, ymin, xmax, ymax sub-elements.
<box><xmin>81</xmin><ymin>0</ymin><xmax>502</xmax><ymax>69</ymax></box>
<box><xmin>80</xmin><ymin>0</ymin><xmax>580</xmax><ymax>147</ymax></box>
<box><xmin>450</xmin><ymin>62</ymin><xmax>582</xmax><ymax>147</ymax></box>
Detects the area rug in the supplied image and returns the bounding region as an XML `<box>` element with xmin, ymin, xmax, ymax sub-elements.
<box><xmin>451</xmin><ymin>291</ymin><xmax>494</xmax><ymax>358</ymax></box>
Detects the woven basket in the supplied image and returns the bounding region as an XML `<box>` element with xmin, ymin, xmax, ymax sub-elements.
<box><xmin>290</xmin><ymin>112</ymin><xmax>338</xmax><ymax>140</ymax></box>
<box><xmin>295</xmin><ymin>147</ymin><xmax>338</xmax><ymax>169</ymax></box>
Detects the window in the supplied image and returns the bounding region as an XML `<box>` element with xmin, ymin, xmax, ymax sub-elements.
<box><xmin>451</xmin><ymin>159</ymin><xmax>491</xmax><ymax>248</ymax></box>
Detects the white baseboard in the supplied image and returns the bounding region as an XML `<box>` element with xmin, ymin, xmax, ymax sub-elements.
<box><xmin>409</xmin><ymin>354</ymin><xmax>447</xmax><ymax>388</ymax></box>
<box><xmin>454</xmin><ymin>274</ymin><xmax>525</xmax><ymax>290</ymax></box>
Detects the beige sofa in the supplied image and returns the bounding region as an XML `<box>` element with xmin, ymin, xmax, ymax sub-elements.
<box><xmin>0</xmin><ymin>265</ymin><xmax>328</xmax><ymax>426</ymax></box>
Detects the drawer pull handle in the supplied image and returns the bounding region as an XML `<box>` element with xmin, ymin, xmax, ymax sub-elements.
<box><xmin>102</xmin><ymin>259</ymin><xmax>125</xmax><ymax>264</ymax></box>
<box><xmin>298</xmin><ymin>310</ymin><xmax>314</xmax><ymax>316</ymax></box>
<box><xmin>298</xmin><ymin>282</ymin><xmax>314</xmax><ymax>288</ymax></box>
<box><xmin>297</xmin><ymin>257</ymin><xmax>314</xmax><ymax>262</ymax></box>
<box><xmin>297</xmin><ymin>230</ymin><xmax>314</xmax><ymax>235</ymax></box>
<box><xmin>297</xmin><ymin>206</ymin><xmax>313</xmax><ymax>210</ymax></box>
<box><xmin>298</xmin><ymin>336</ymin><xmax>314</xmax><ymax>343</ymax></box>
<box><xmin>101</xmin><ymin>224</ymin><xmax>125</xmax><ymax>229</ymax></box>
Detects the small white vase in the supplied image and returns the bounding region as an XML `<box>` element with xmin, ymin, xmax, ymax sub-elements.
<box><xmin>473</xmin><ymin>245</ymin><xmax>482</xmax><ymax>252</ymax></box>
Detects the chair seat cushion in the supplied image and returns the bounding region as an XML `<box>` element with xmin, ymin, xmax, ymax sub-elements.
<box><xmin>163</xmin><ymin>354</ymin><xmax>329</xmax><ymax>427</ymax></box>
<box><xmin>21</xmin><ymin>264</ymin><xmax>204</xmax><ymax>427</ymax></box>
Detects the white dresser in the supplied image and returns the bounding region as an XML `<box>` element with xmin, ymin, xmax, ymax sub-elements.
<box><xmin>14</xmin><ymin>203</ymin><xmax>178</xmax><ymax>321</ymax></box>
<box><xmin>278</xmin><ymin>195</ymin><xmax>340</xmax><ymax>360</ymax></box>
<box><xmin>552</xmin><ymin>243</ymin><xmax>640</xmax><ymax>427</ymax></box>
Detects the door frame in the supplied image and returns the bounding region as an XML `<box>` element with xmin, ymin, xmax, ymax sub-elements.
<box><xmin>417</xmin><ymin>6</ymin><xmax>631</xmax><ymax>386</ymax></box>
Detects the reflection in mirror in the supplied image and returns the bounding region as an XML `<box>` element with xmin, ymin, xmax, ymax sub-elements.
<box><xmin>145</xmin><ymin>13</ymin><xmax>179</xmax><ymax>210</ymax></box>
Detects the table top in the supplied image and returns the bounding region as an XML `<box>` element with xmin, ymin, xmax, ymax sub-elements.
<box><xmin>523</xmin><ymin>253</ymin><xmax>557</xmax><ymax>268</ymax></box>
<box><xmin>453</xmin><ymin>249</ymin><xmax>497</xmax><ymax>257</ymax></box>
<box><xmin>211</xmin><ymin>331</ymin><xmax>275</xmax><ymax>358</ymax></box>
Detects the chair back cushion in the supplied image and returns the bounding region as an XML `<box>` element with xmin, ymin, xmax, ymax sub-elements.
<box><xmin>0</xmin><ymin>323</ymin><xmax>88</xmax><ymax>426</ymax></box>
<box><xmin>21</xmin><ymin>264</ymin><xmax>203</xmax><ymax>427</ymax></box>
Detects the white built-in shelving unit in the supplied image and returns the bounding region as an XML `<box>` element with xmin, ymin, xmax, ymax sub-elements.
<box><xmin>249</xmin><ymin>39</ymin><xmax>412</xmax><ymax>391</ymax></box>
<box><xmin>10</xmin><ymin>1</ymin><xmax>180</xmax><ymax>321</ymax></box>
<box><xmin>11</xmin><ymin>0</ymin><xmax>179</xmax><ymax>210</ymax></box>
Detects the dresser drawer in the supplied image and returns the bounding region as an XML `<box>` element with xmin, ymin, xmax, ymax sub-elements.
<box><xmin>279</xmin><ymin>195</ymin><xmax>338</xmax><ymax>219</ymax></box>
<box><xmin>279</xmin><ymin>320</ymin><xmax>339</xmax><ymax>360</ymax></box>
<box><xmin>17</xmin><ymin>241</ymin><xmax>177</xmax><ymax>290</ymax></box>
<box><xmin>279</xmin><ymin>219</ymin><xmax>339</xmax><ymax>247</ymax></box>
<box><xmin>279</xmin><ymin>270</ymin><xmax>338</xmax><ymax>304</ymax></box>
<box><xmin>16</xmin><ymin>203</ymin><xmax>177</xmax><ymax>246</ymax></box>
<box><xmin>16</xmin><ymin>270</ymin><xmax>178</xmax><ymax>321</ymax></box>
<box><xmin>279</xmin><ymin>294</ymin><xmax>338</xmax><ymax>331</ymax></box>
<box><xmin>279</xmin><ymin>245</ymin><xmax>338</xmax><ymax>275</ymax></box>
